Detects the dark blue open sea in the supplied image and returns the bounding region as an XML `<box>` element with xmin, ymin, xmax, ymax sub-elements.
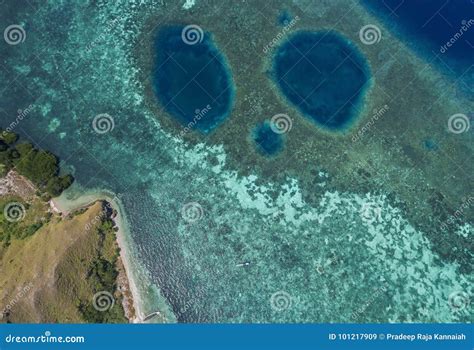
<box><xmin>362</xmin><ymin>0</ymin><xmax>474</xmax><ymax>95</ymax></box>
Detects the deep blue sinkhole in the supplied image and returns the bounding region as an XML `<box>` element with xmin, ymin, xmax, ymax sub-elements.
<box><xmin>273</xmin><ymin>31</ymin><xmax>371</xmax><ymax>130</ymax></box>
<box><xmin>253</xmin><ymin>121</ymin><xmax>283</xmax><ymax>156</ymax></box>
<box><xmin>152</xmin><ymin>25</ymin><xmax>235</xmax><ymax>133</ymax></box>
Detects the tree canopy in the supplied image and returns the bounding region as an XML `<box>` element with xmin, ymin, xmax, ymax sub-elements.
<box><xmin>0</xmin><ymin>129</ymin><xmax>74</xmax><ymax>197</ymax></box>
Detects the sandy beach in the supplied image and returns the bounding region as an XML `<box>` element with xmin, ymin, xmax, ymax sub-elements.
<box><xmin>51</xmin><ymin>192</ymin><xmax>146</xmax><ymax>323</ymax></box>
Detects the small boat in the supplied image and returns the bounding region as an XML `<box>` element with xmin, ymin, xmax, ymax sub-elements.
<box><xmin>236</xmin><ymin>261</ymin><xmax>251</xmax><ymax>267</ymax></box>
<box><xmin>143</xmin><ymin>311</ymin><xmax>161</xmax><ymax>322</ymax></box>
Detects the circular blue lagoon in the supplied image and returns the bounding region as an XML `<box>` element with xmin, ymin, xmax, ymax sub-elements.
<box><xmin>152</xmin><ymin>25</ymin><xmax>235</xmax><ymax>133</ymax></box>
<box><xmin>273</xmin><ymin>31</ymin><xmax>371</xmax><ymax>130</ymax></box>
<box><xmin>252</xmin><ymin>121</ymin><xmax>284</xmax><ymax>156</ymax></box>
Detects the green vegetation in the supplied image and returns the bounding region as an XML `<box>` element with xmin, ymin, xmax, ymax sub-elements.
<box><xmin>0</xmin><ymin>130</ymin><xmax>18</xmax><ymax>145</ymax></box>
<box><xmin>0</xmin><ymin>129</ymin><xmax>72</xmax><ymax>245</ymax></box>
<box><xmin>0</xmin><ymin>201</ymin><xmax>127</xmax><ymax>323</ymax></box>
<box><xmin>0</xmin><ymin>129</ymin><xmax>73</xmax><ymax>196</ymax></box>
<box><xmin>78</xmin><ymin>216</ymin><xmax>127</xmax><ymax>323</ymax></box>
<box><xmin>0</xmin><ymin>130</ymin><xmax>125</xmax><ymax>323</ymax></box>
<box><xmin>0</xmin><ymin>196</ymin><xmax>50</xmax><ymax>247</ymax></box>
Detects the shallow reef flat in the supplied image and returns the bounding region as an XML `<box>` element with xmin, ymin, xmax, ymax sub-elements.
<box><xmin>0</xmin><ymin>0</ymin><xmax>472</xmax><ymax>323</ymax></box>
